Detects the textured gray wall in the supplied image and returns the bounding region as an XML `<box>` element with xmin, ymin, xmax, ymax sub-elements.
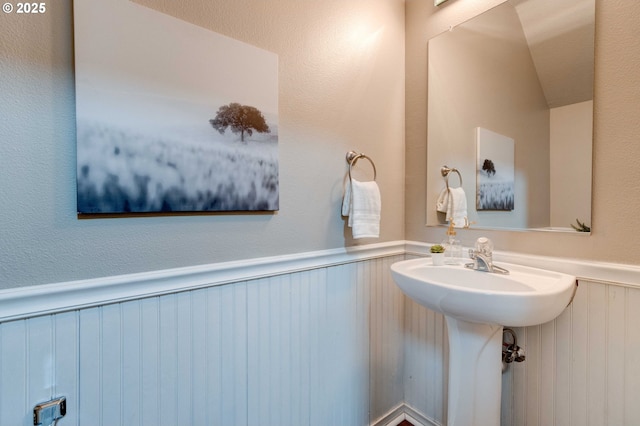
<box><xmin>0</xmin><ymin>0</ymin><xmax>405</xmax><ymax>288</ymax></box>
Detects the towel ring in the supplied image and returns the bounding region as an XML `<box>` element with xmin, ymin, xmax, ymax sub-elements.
<box><xmin>441</xmin><ymin>165</ymin><xmax>462</xmax><ymax>189</ymax></box>
<box><xmin>346</xmin><ymin>151</ymin><xmax>377</xmax><ymax>181</ymax></box>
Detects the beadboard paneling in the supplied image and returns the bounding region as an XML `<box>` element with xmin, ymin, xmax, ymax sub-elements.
<box><xmin>403</xmin><ymin>297</ymin><xmax>447</xmax><ymax>426</ymax></box>
<box><xmin>4</xmin><ymin>243</ymin><xmax>640</xmax><ymax>426</ymax></box>
<box><xmin>0</xmin><ymin>253</ymin><xmax>405</xmax><ymax>426</ymax></box>
<box><xmin>370</xmin><ymin>257</ymin><xmax>406</xmax><ymax>421</ymax></box>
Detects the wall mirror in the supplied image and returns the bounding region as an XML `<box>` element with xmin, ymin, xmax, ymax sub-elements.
<box><xmin>426</xmin><ymin>0</ymin><xmax>595</xmax><ymax>232</ymax></box>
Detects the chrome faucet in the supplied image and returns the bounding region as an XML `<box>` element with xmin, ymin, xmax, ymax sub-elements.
<box><xmin>465</xmin><ymin>237</ymin><xmax>509</xmax><ymax>274</ymax></box>
<box><xmin>468</xmin><ymin>249</ymin><xmax>493</xmax><ymax>272</ymax></box>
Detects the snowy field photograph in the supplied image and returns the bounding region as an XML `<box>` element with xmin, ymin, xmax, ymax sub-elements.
<box><xmin>76</xmin><ymin>111</ymin><xmax>278</xmax><ymax>213</ymax></box>
<box><xmin>74</xmin><ymin>0</ymin><xmax>278</xmax><ymax>214</ymax></box>
<box><xmin>476</xmin><ymin>128</ymin><xmax>514</xmax><ymax>211</ymax></box>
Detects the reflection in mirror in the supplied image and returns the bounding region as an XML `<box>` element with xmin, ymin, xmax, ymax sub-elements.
<box><xmin>426</xmin><ymin>0</ymin><xmax>594</xmax><ymax>232</ymax></box>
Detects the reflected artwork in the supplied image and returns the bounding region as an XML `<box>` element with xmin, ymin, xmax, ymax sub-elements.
<box><xmin>476</xmin><ymin>127</ymin><xmax>514</xmax><ymax>211</ymax></box>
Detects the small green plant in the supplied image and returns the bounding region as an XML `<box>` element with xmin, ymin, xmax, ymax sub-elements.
<box><xmin>430</xmin><ymin>244</ymin><xmax>445</xmax><ymax>254</ymax></box>
<box><xmin>570</xmin><ymin>218</ymin><xmax>590</xmax><ymax>232</ymax></box>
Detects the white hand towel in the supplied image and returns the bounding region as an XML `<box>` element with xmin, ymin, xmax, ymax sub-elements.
<box><xmin>436</xmin><ymin>187</ymin><xmax>449</xmax><ymax>213</ymax></box>
<box><xmin>342</xmin><ymin>178</ymin><xmax>381</xmax><ymax>239</ymax></box>
<box><xmin>447</xmin><ymin>187</ymin><xmax>468</xmax><ymax>228</ymax></box>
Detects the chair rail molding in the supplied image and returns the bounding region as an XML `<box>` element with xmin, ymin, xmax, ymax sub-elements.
<box><xmin>0</xmin><ymin>241</ymin><xmax>406</xmax><ymax>322</ymax></box>
<box><xmin>3</xmin><ymin>240</ymin><xmax>640</xmax><ymax>323</ymax></box>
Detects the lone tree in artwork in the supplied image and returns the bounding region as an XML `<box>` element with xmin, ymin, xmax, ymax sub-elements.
<box><xmin>209</xmin><ymin>102</ymin><xmax>270</xmax><ymax>142</ymax></box>
<box><xmin>482</xmin><ymin>159</ymin><xmax>496</xmax><ymax>177</ymax></box>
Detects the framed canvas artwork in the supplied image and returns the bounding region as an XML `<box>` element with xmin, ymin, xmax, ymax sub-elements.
<box><xmin>476</xmin><ymin>127</ymin><xmax>514</xmax><ymax>211</ymax></box>
<box><xmin>74</xmin><ymin>0</ymin><xmax>279</xmax><ymax>214</ymax></box>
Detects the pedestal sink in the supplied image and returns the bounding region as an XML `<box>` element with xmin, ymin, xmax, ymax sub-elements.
<box><xmin>391</xmin><ymin>258</ymin><xmax>577</xmax><ymax>426</ymax></box>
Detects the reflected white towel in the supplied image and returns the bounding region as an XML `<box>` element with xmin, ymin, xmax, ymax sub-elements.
<box><xmin>342</xmin><ymin>179</ymin><xmax>381</xmax><ymax>239</ymax></box>
<box><xmin>436</xmin><ymin>187</ymin><xmax>449</xmax><ymax>213</ymax></box>
<box><xmin>446</xmin><ymin>187</ymin><xmax>468</xmax><ymax>228</ymax></box>
<box><xmin>341</xmin><ymin>180</ymin><xmax>352</xmax><ymax>217</ymax></box>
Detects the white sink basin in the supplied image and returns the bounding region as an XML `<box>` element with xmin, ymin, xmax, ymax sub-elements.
<box><xmin>391</xmin><ymin>258</ymin><xmax>577</xmax><ymax>326</ymax></box>
<box><xmin>391</xmin><ymin>257</ymin><xmax>578</xmax><ymax>425</ymax></box>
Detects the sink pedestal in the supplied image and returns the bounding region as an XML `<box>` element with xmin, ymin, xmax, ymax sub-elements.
<box><xmin>445</xmin><ymin>317</ymin><xmax>503</xmax><ymax>426</ymax></box>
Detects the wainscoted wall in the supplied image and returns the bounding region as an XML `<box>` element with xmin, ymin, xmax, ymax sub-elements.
<box><xmin>0</xmin><ymin>244</ymin><xmax>406</xmax><ymax>426</ymax></box>
<box><xmin>500</xmin><ymin>279</ymin><xmax>640</xmax><ymax>426</ymax></box>
<box><xmin>403</xmin><ymin>283</ymin><xmax>448</xmax><ymax>425</ymax></box>
<box><xmin>2</xmin><ymin>242</ymin><xmax>640</xmax><ymax>425</ymax></box>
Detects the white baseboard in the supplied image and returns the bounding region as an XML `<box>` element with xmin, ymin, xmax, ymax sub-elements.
<box><xmin>403</xmin><ymin>404</ymin><xmax>440</xmax><ymax>426</ymax></box>
<box><xmin>371</xmin><ymin>403</ymin><xmax>440</xmax><ymax>426</ymax></box>
<box><xmin>370</xmin><ymin>404</ymin><xmax>405</xmax><ymax>426</ymax></box>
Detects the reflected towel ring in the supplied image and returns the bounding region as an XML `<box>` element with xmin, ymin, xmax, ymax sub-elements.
<box><xmin>346</xmin><ymin>151</ymin><xmax>377</xmax><ymax>181</ymax></box>
<box><xmin>441</xmin><ymin>165</ymin><xmax>462</xmax><ymax>189</ymax></box>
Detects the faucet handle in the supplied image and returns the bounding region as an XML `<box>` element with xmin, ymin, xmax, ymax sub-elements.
<box><xmin>475</xmin><ymin>237</ymin><xmax>493</xmax><ymax>256</ymax></box>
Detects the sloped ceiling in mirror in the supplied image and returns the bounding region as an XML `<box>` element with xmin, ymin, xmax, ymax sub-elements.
<box><xmin>512</xmin><ymin>0</ymin><xmax>595</xmax><ymax>108</ymax></box>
